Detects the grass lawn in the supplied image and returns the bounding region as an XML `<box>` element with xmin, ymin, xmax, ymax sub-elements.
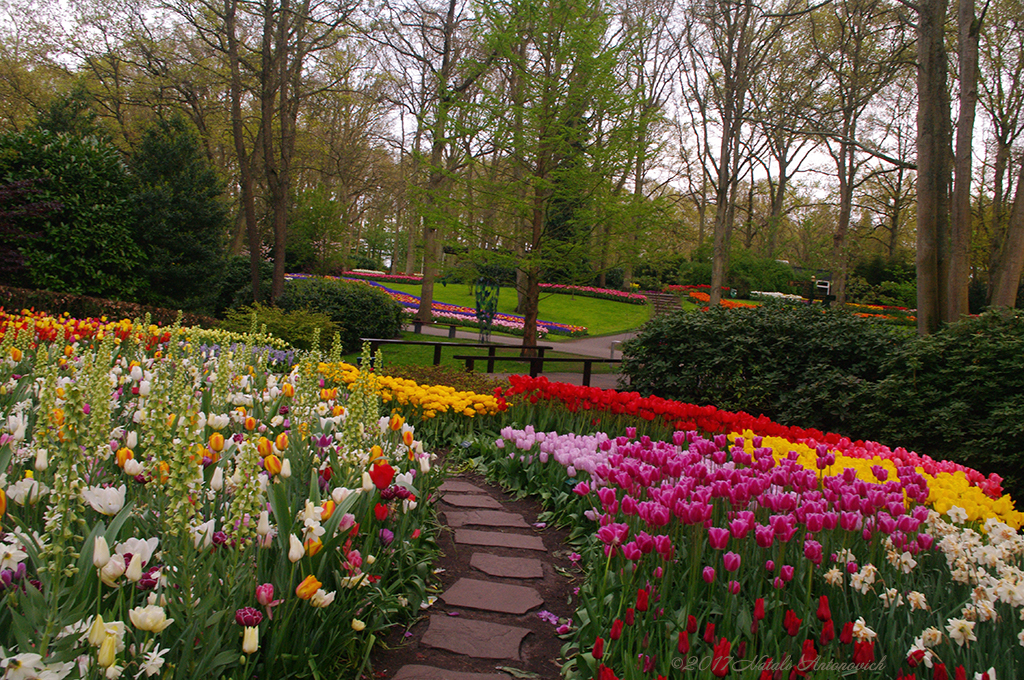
<box><xmin>382</xmin><ymin>282</ymin><xmax>651</xmax><ymax>337</ymax></box>
<box><xmin>344</xmin><ymin>332</ymin><xmax>623</xmax><ymax>375</ymax></box>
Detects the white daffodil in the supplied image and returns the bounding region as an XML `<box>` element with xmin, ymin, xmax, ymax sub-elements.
<box><xmin>945</xmin><ymin>617</ymin><xmax>977</xmax><ymax>647</ymax></box>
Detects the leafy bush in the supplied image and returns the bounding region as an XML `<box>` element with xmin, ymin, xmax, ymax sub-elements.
<box><xmin>863</xmin><ymin>311</ymin><xmax>1024</xmax><ymax>499</ymax></box>
<box><xmin>128</xmin><ymin>115</ymin><xmax>229</xmax><ymax>314</ymax></box>
<box><xmin>218</xmin><ymin>256</ymin><xmax>274</xmax><ymax>315</ymax></box>
<box><xmin>277</xmin><ymin>277</ymin><xmax>402</xmax><ymax>351</ymax></box>
<box><xmin>0</xmin><ymin>129</ymin><xmax>142</xmax><ymax>298</ymax></box>
<box><xmin>219</xmin><ymin>303</ymin><xmax>338</xmax><ymax>351</ymax></box>
<box><xmin>620</xmin><ymin>302</ymin><xmax>899</xmax><ymax>435</ymax></box>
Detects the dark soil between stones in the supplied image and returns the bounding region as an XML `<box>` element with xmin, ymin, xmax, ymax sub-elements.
<box><xmin>368</xmin><ymin>469</ymin><xmax>582</xmax><ymax>680</ymax></box>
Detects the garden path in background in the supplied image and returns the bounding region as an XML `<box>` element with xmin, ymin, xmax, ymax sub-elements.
<box><xmin>370</xmin><ymin>471</ymin><xmax>579</xmax><ymax>680</ymax></box>
<box><xmin>402</xmin><ymin>323</ymin><xmax>637</xmax><ymax>390</ymax></box>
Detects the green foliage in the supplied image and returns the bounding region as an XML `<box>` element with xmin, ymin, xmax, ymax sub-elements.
<box><xmin>0</xmin><ymin>129</ymin><xmax>142</xmax><ymax>298</ymax></box>
<box><xmin>864</xmin><ymin>311</ymin><xmax>1024</xmax><ymax>498</ymax></box>
<box><xmin>32</xmin><ymin>81</ymin><xmax>111</xmax><ymax>141</ymax></box>
<box><xmin>287</xmin><ymin>186</ymin><xmax>346</xmax><ymax>274</ymax></box>
<box><xmin>219</xmin><ymin>304</ymin><xmax>339</xmax><ymax>351</ymax></box>
<box><xmin>277</xmin><ymin>277</ymin><xmax>402</xmax><ymax>351</ymax></box>
<box><xmin>621</xmin><ymin>302</ymin><xmax>898</xmax><ymax>434</ymax></box>
<box><xmin>128</xmin><ymin>115</ymin><xmax>229</xmax><ymax>314</ymax></box>
<box><xmin>220</xmin><ymin>256</ymin><xmax>274</xmax><ymax>314</ymax></box>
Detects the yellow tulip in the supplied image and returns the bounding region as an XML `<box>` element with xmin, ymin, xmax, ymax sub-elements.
<box><xmin>242</xmin><ymin>626</ymin><xmax>259</xmax><ymax>654</ymax></box>
<box><xmin>296</xmin><ymin>574</ymin><xmax>322</xmax><ymax>600</ymax></box>
<box><xmin>116</xmin><ymin>447</ymin><xmax>133</xmax><ymax>468</ymax></box>
<box><xmin>97</xmin><ymin>633</ymin><xmax>117</xmax><ymax>668</ymax></box>
<box><xmin>264</xmin><ymin>454</ymin><xmax>282</xmax><ymax>476</ymax></box>
<box><xmin>0</xmin><ymin>487</ymin><xmax>6</xmax><ymax>520</ymax></box>
<box><xmin>209</xmin><ymin>432</ymin><xmax>225</xmax><ymax>452</ymax></box>
<box><xmin>352</xmin><ymin>619</ymin><xmax>366</xmax><ymax>631</ymax></box>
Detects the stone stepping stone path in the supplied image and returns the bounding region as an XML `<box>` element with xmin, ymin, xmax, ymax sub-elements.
<box><xmin>382</xmin><ymin>474</ymin><xmax>574</xmax><ymax>679</ymax></box>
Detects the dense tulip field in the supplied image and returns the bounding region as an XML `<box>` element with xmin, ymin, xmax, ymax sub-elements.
<box><xmin>2</xmin><ymin>310</ymin><xmax>1021</xmax><ymax>679</ymax></box>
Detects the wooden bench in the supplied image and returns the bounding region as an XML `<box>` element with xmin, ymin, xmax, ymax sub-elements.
<box><xmin>410</xmin><ymin>321</ymin><xmax>459</xmax><ymax>338</ymax></box>
<box><xmin>452</xmin><ymin>354</ymin><xmax>622</xmax><ymax>387</ymax></box>
<box><xmin>361</xmin><ymin>338</ymin><xmax>552</xmax><ymax>367</ymax></box>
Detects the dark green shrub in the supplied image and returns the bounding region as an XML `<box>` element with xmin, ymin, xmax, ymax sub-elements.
<box><xmin>277</xmin><ymin>277</ymin><xmax>402</xmax><ymax>351</ymax></box>
<box><xmin>863</xmin><ymin>311</ymin><xmax>1024</xmax><ymax>498</ymax></box>
<box><xmin>219</xmin><ymin>304</ymin><xmax>338</xmax><ymax>351</ymax></box>
<box><xmin>0</xmin><ymin>129</ymin><xmax>142</xmax><ymax>298</ymax></box>
<box><xmin>620</xmin><ymin>302</ymin><xmax>899</xmax><ymax>434</ymax></box>
<box><xmin>128</xmin><ymin>115</ymin><xmax>229</xmax><ymax>314</ymax></box>
<box><xmin>218</xmin><ymin>256</ymin><xmax>274</xmax><ymax>315</ymax></box>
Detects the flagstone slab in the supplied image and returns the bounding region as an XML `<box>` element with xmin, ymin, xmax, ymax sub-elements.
<box><xmin>454</xmin><ymin>529</ymin><xmax>546</xmax><ymax>551</ymax></box>
<box><xmin>439</xmin><ymin>480</ymin><xmax>487</xmax><ymax>494</ymax></box>
<box><xmin>420</xmin><ymin>615</ymin><xmax>530</xmax><ymax>660</ymax></box>
<box><xmin>442</xmin><ymin>494</ymin><xmax>504</xmax><ymax>509</ymax></box>
<box><xmin>441</xmin><ymin>578</ymin><xmax>543</xmax><ymax>614</ymax></box>
<box><xmin>393</xmin><ymin>666</ymin><xmax>509</xmax><ymax>680</ymax></box>
<box><xmin>470</xmin><ymin>553</ymin><xmax>544</xmax><ymax>579</ymax></box>
<box><xmin>445</xmin><ymin>510</ymin><xmax>529</xmax><ymax>528</ymax></box>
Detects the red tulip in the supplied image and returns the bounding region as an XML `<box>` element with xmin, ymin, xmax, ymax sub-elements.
<box><xmin>853</xmin><ymin>641</ymin><xmax>874</xmax><ymax>667</ymax></box>
<box><xmin>704</xmin><ymin>622</ymin><xmax>716</xmax><ymax>644</ymax></box>
<box><xmin>711</xmin><ymin>637</ymin><xmax>731</xmax><ymax>678</ymax></box>
<box><xmin>368</xmin><ymin>461</ymin><xmax>394</xmax><ymax>490</ymax></box>
<box><xmin>593</xmin><ymin>636</ymin><xmax>604</xmax><ymax>660</ymax></box>
<box><xmin>819</xmin><ymin>619</ymin><xmax>835</xmax><ymax>646</ymax></box>
<box><xmin>636</xmin><ymin>588</ymin><xmax>649</xmax><ymax>612</ymax></box>
<box><xmin>816</xmin><ymin>595</ymin><xmax>831</xmax><ymax>622</ymax></box>
<box><xmin>678</xmin><ymin>631</ymin><xmax>690</xmax><ymax>654</ymax></box>
<box><xmin>610</xmin><ymin>619</ymin><xmax>623</xmax><ymax>640</ymax></box>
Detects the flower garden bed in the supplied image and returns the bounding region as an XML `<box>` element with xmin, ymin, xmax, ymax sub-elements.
<box><xmin>2</xmin><ymin>311</ymin><xmax>1022</xmax><ymax>679</ymax></box>
<box><xmin>284</xmin><ymin>273</ymin><xmax>589</xmax><ymax>337</ymax></box>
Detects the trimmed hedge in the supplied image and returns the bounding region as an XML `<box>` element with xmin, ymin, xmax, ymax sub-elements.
<box><xmin>865</xmin><ymin>311</ymin><xmax>1024</xmax><ymax>498</ymax></box>
<box><xmin>0</xmin><ymin>284</ymin><xmax>218</xmax><ymax>328</ymax></box>
<box><xmin>621</xmin><ymin>304</ymin><xmax>1024</xmax><ymax>500</ymax></box>
<box><xmin>277</xmin><ymin>277</ymin><xmax>402</xmax><ymax>351</ymax></box>
<box><xmin>219</xmin><ymin>304</ymin><xmax>338</xmax><ymax>351</ymax></box>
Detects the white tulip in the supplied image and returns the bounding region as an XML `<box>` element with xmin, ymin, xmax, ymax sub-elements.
<box><xmin>288</xmin><ymin>534</ymin><xmax>304</xmax><ymax>563</ymax></box>
<box><xmin>93</xmin><ymin>537</ymin><xmax>111</xmax><ymax>569</ymax></box>
<box><xmin>210</xmin><ymin>467</ymin><xmax>223</xmax><ymax>492</ymax></box>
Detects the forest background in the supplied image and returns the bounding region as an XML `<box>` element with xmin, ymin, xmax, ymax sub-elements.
<box><xmin>0</xmin><ymin>0</ymin><xmax>1022</xmax><ymax>340</ymax></box>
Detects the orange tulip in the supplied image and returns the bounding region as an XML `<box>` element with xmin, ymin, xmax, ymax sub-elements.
<box><xmin>304</xmin><ymin>538</ymin><xmax>323</xmax><ymax>556</ymax></box>
<box><xmin>281</xmin><ymin>383</ymin><xmax>295</xmax><ymax>398</ymax></box>
<box><xmin>275</xmin><ymin>433</ymin><xmax>289</xmax><ymax>452</ymax></box>
<box><xmin>9</xmin><ymin>347</ymin><xmax>22</xmax><ymax>362</ymax></box>
<box><xmin>264</xmin><ymin>454</ymin><xmax>282</xmax><ymax>476</ymax></box>
<box><xmin>209</xmin><ymin>432</ymin><xmax>225</xmax><ymax>452</ymax></box>
<box><xmin>321</xmin><ymin>500</ymin><xmax>336</xmax><ymax>521</ymax></box>
<box><xmin>369</xmin><ymin>445</ymin><xmax>383</xmax><ymax>462</ymax></box>
<box><xmin>116</xmin><ymin>447</ymin><xmax>134</xmax><ymax>468</ymax></box>
<box><xmin>257</xmin><ymin>437</ymin><xmax>274</xmax><ymax>458</ymax></box>
<box><xmin>388</xmin><ymin>414</ymin><xmax>404</xmax><ymax>431</ymax></box>
<box><xmin>0</xmin><ymin>487</ymin><xmax>6</xmax><ymax>520</ymax></box>
<box><xmin>159</xmin><ymin>461</ymin><xmax>170</xmax><ymax>483</ymax></box>
<box><xmin>295</xmin><ymin>574</ymin><xmax>322</xmax><ymax>599</ymax></box>
<box><xmin>332</xmin><ymin>405</ymin><xmax>345</xmax><ymax>417</ymax></box>
<box><xmin>402</xmin><ymin>430</ymin><xmax>414</xmax><ymax>447</ymax></box>
<box><xmin>244</xmin><ymin>416</ymin><xmax>257</xmax><ymax>431</ymax></box>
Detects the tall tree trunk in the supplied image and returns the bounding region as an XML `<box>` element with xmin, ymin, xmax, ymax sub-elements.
<box><xmin>949</xmin><ymin>0</ymin><xmax>982</xmax><ymax>320</ymax></box>
<box><xmin>916</xmin><ymin>0</ymin><xmax>952</xmax><ymax>335</ymax></box>
<box><xmin>989</xmin><ymin>161</ymin><xmax>1024</xmax><ymax>307</ymax></box>
<box><xmin>226</xmin><ymin>0</ymin><xmax>262</xmax><ymax>303</ymax></box>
